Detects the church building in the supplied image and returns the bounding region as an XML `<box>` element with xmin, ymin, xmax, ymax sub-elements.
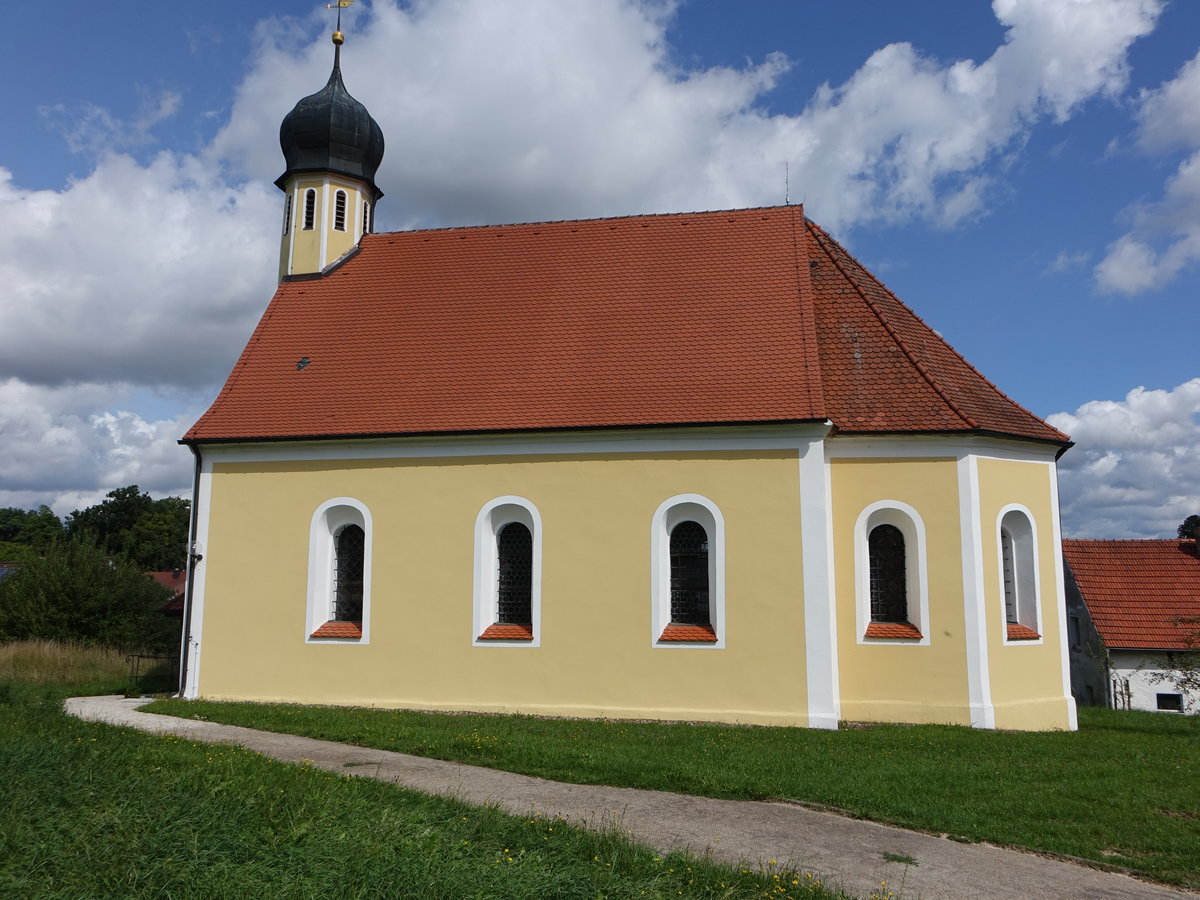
<box><xmin>179</xmin><ymin>27</ymin><xmax>1077</xmax><ymax>731</ymax></box>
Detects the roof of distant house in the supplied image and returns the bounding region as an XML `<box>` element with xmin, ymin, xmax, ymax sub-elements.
<box><xmin>1063</xmin><ymin>539</ymin><xmax>1200</xmax><ymax>651</ymax></box>
<box><xmin>186</xmin><ymin>205</ymin><xmax>1067</xmax><ymax>446</ymax></box>
<box><xmin>148</xmin><ymin>570</ymin><xmax>186</xmax><ymax>614</ymax></box>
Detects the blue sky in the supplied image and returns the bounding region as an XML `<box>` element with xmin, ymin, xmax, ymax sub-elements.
<box><xmin>1</xmin><ymin>0</ymin><xmax>1197</xmax><ymax>537</ymax></box>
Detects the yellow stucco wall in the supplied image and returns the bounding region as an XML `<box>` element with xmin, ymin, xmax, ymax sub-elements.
<box><xmin>277</xmin><ymin>176</ymin><xmax>367</xmax><ymax>279</ymax></box>
<box><xmin>976</xmin><ymin>457</ymin><xmax>1072</xmax><ymax>730</ymax></box>
<box><xmin>830</xmin><ymin>458</ymin><xmax>973</xmax><ymax>725</ymax></box>
<box><xmin>196</xmin><ymin>449</ymin><xmax>816</xmax><ymax>725</ymax></box>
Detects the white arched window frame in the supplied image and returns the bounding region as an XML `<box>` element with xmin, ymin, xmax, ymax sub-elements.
<box><xmin>997</xmin><ymin>505</ymin><xmax>1042</xmax><ymax>643</ymax></box>
<box><xmin>854</xmin><ymin>501</ymin><xmax>929</xmax><ymax>644</ymax></box>
<box><xmin>473</xmin><ymin>496</ymin><xmax>542</xmax><ymax>646</ymax></box>
<box><xmin>282</xmin><ymin>193</ymin><xmax>293</xmax><ymax>236</ymax></box>
<box><xmin>361</xmin><ymin>199</ymin><xmax>370</xmax><ymax>237</ymax></box>
<box><xmin>651</xmin><ymin>494</ymin><xmax>725</xmax><ymax>648</ymax></box>
<box><xmin>306</xmin><ymin>497</ymin><xmax>372</xmax><ymax>643</ymax></box>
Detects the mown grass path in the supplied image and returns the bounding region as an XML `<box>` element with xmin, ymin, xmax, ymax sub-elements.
<box><xmin>76</xmin><ymin>695</ymin><xmax>1191</xmax><ymax>900</ymax></box>
<box><xmin>145</xmin><ymin>699</ymin><xmax>1200</xmax><ymax>890</ymax></box>
<box><xmin>1</xmin><ymin>681</ymin><xmax>843</xmax><ymax>900</ymax></box>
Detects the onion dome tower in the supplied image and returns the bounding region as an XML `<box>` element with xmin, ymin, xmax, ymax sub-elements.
<box><xmin>275</xmin><ymin>22</ymin><xmax>384</xmax><ymax>280</ymax></box>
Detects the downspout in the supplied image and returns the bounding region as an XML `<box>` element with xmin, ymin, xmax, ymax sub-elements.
<box><xmin>178</xmin><ymin>443</ymin><xmax>203</xmax><ymax>696</ymax></box>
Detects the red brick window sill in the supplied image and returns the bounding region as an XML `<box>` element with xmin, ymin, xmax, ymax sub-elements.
<box><xmin>864</xmin><ymin>621</ymin><xmax>922</xmax><ymax>640</ymax></box>
<box><xmin>1006</xmin><ymin>623</ymin><xmax>1041</xmax><ymax>641</ymax></box>
<box><xmin>310</xmin><ymin>620</ymin><xmax>362</xmax><ymax>639</ymax></box>
<box><xmin>658</xmin><ymin>624</ymin><xmax>718</xmax><ymax>643</ymax></box>
<box><xmin>478</xmin><ymin>623</ymin><xmax>534</xmax><ymax>641</ymax></box>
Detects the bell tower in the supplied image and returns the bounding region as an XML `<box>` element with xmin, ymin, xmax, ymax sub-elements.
<box><xmin>275</xmin><ymin>13</ymin><xmax>384</xmax><ymax>280</ymax></box>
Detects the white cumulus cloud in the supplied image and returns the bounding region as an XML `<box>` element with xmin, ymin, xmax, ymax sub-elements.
<box><xmin>1096</xmin><ymin>48</ymin><xmax>1200</xmax><ymax>294</ymax></box>
<box><xmin>0</xmin><ymin>379</ymin><xmax>196</xmax><ymax>515</ymax></box>
<box><xmin>214</xmin><ymin>0</ymin><xmax>1163</xmax><ymax>231</ymax></box>
<box><xmin>1048</xmin><ymin>379</ymin><xmax>1200</xmax><ymax>537</ymax></box>
<box><xmin>0</xmin><ymin>0</ymin><xmax>1172</xmax><ymax>511</ymax></box>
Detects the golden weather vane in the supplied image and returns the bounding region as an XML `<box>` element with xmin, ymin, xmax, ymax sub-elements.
<box><xmin>327</xmin><ymin>0</ymin><xmax>354</xmax><ymax>45</ymax></box>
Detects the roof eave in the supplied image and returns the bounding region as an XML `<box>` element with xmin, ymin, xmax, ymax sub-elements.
<box><xmin>179</xmin><ymin>416</ymin><xmax>834</xmax><ymax>448</ymax></box>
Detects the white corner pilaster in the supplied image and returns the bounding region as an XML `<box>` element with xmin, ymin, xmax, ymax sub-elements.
<box><xmin>1048</xmin><ymin>461</ymin><xmax>1079</xmax><ymax>730</ymax></box>
<box><xmin>182</xmin><ymin>453</ymin><xmax>213</xmax><ymax>700</ymax></box>
<box><xmin>958</xmin><ymin>454</ymin><xmax>995</xmax><ymax>728</ymax></box>
<box><xmin>801</xmin><ymin>427</ymin><xmax>840</xmax><ymax>729</ymax></box>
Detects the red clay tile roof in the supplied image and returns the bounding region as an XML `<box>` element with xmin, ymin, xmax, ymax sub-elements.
<box><xmin>149</xmin><ymin>570</ymin><xmax>186</xmax><ymax>613</ymax></box>
<box><xmin>310</xmin><ymin>620</ymin><xmax>363</xmax><ymax>639</ymax></box>
<box><xmin>1063</xmin><ymin>539</ymin><xmax>1200</xmax><ymax>650</ymax></box>
<box><xmin>658</xmin><ymin>624</ymin><xmax>718</xmax><ymax>642</ymax></box>
<box><xmin>477</xmin><ymin>623</ymin><xmax>534</xmax><ymax>640</ymax></box>
<box><xmin>185</xmin><ymin>206</ymin><xmax>1064</xmax><ymax>445</ymax></box>
<box><xmin>864</xmin><ymin>621</ymin><xmax>923</xmax><ymax>640</ymax></box>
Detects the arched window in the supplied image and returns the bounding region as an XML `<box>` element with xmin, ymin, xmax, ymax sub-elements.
<box><xmin>303</xmin><ymin>189</ymin><xmax>316</xmax><ymax>230</ymax></box>
<box><xmin>855</xmin><ymin>502</ymin><xmax>927</xmax><ymax>642</ymax></box>
<box><xmin>306</xmin><ymin>498</ymin><xmax>372</xmax><ymax>642</ymax></box>
<box><xmin>999</xmin><ymin>508</ymin><xmax>1040</xmax><ymax>641</ymax></box>
<box><xmin>496</xmin><ymin>522</ymin><xmax>532</xmax><ymax>625</ymax></box>
<box><xmin>334</xmin><ymin>189</ymin><xmax>347</xmax><ymax>232</ymax></box>
<box><xmin>869</xmin><ymin>524</ymin><xmax>907</xmax><ymax>624</ymax></box>
<box><xmin>669</xmin><ymin>521</ymin><xmax>709</xmax><ymax>625</ymax></box>
<box><xmin>651</xmin><ymin>495</ymin><xmax>724</xmax><ymax>646</ymax></box>
<box><xmin>282</xmin><ymin>193</ymin><xmax>293</xmax><ymax>236</ymax></box>
<box><xmin>333</xmin><ymin>524</ymin><xmax>364</xmax><ymax>622</ymax></box>
<box><xmin>474</xmin><ymin>497</ymin><xmax>541</xmax><ymax>644</ymax></box>
<box><xmin>361</xmin><ymin>200</ymin><xmax>370</xmax><ymax>235</ymax></box>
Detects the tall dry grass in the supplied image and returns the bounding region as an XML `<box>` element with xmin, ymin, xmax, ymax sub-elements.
<box><xmin>0</xmin><ymin>638</ymin><xmax>127</xmax><ymax>686</ymax></box>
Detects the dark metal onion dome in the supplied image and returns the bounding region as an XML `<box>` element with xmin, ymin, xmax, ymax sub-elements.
<box><xmin>275</xmin><ymin>44</ymin><xmax>384</xmax><ymax>196</ymax></box>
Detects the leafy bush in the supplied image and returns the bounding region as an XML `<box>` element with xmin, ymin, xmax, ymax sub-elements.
<box><xmin>0</xmin><ymin>535</ymin><xmax>177</xmax><ymax>652</ymax></box>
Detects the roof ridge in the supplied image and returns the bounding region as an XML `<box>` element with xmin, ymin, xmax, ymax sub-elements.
<box><xmin>807</xmin><ymin>221</ymin><xmax>979</xmax><ymax>431</ymax></box>
<box><xmin>1065</xmin><ymin>537</ymin><xmax>1198</xmax><ymax>545</ymax></box>
<box><xmin>367</xmin><ymin>204</ymin><xmax>799</xmax><ymax>239</ymax></box>
<box><xmin>787</xmin><ymin>207</ymin><xmax>827</xmax><ymax>418</ymax></box>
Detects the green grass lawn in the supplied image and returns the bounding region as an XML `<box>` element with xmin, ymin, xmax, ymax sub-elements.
<box><xmin>145</xmin><ymin>697</ymin><xmax>1200</xmax><ymax>888</ymax></box>
<box><xmin>0</xmin><ymin>642</ymin><xmax>844</xmax><ymax>899</ymax></box>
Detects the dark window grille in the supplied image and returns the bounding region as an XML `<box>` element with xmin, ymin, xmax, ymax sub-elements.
<box><xmin>334</xmin><ymin>190</ymin><xmax>347</xmax><ymax>231</ymax></box>
<box><xmin>1001</xmin><ymin>528</ymin><xmax>1018</xmax><ymax>624</ymax></box>
<box><xmin>334</xmin><ymin>524</ymin><xmax>364</xmax><ymax>622</ymax></box>
<box><xmin>670</xmin><ymin>520</ymin><xmax>710</xmax><ymax>625</ymax></box>
<box><xmin>869</xmin><ymin>524</ymin><xmax>907</xmax><ymax>623</ymax></box>
<box><xmin>362</xmin><ymin>201</ymin><xmax>370</xmax><ymax>235</ymax></box>
<box><xmin>496</xmin><ymin>522</ymin><xmax>532</xmax><ymax>624</ymax></box>
<box><xmin>283</xmin><ymin>194</ymin><xmax>292</xmax><ymax>235</ymax></box>
<box><xmin>303</xmin><ymin>189</ymin><xmax>316</xmax><ymax>230</ymax></box>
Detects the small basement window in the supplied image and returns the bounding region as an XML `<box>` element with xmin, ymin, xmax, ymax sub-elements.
<box><xmin>1156</xmin><ymin>692</ymin><xmax>1184</xmax><ymax>712</ymax></box>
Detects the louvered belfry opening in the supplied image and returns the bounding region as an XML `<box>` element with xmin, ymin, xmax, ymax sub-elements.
<box><xmin>496</xmin><ymin>522</ymin><xmax>533</xmax><ymax>625</ymax></box>
<box><xmin>333</xmin><ymin>524</ymin><xmax>364</xmax><ymax>622</ymax></box>
<box><xmin>670</xmin><ymin>520</ymin><xmax>710</xmax><ymax>625</ymax></box>
<box><xmin>869</xmin><ymin>524</ymin><xmax>907</xmax><ymax>622</ymax></box>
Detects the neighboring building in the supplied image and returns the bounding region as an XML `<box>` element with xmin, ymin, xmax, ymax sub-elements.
<box><xmin>1063</xmin><ymin>539</ymin><xmax>1200</xmax><ymax>714</ymax></box>
<box><xmin>178</xmin><ymin>28</ymin><xmax>1078</xmax><ymax>731</ymax></box>
<box><xmin>149</xmin><ymin>570</ymin><xmax>187</xmax><ymax>615</ymax></box>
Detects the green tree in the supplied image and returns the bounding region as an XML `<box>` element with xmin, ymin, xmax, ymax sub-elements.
<box><xmin>66</xmin><ymin>486</ymin><xmax>190</xmax><ymax>570</ymax></box>
<box><xmin>0</xmin><ymin>533</ymin><xmax>176</xmax><ymax>651</ymax></box>
<box><xmin>1178</xmin><ymin>515</ymin><xmax>1200</xmax><ymax>540</ymax></box>
<box><xmin>0</xmin><ymin>505</ymin><xmax>63</xmax><ymax>551</ymax></box>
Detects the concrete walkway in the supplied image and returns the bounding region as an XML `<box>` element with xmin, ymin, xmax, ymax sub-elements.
<box><xmin>66</xmin><ymin>696</ymin><xmax>1189</xmax><ymax>900</ymax></box>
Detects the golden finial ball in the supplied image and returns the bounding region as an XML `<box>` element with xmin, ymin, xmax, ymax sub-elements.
<box><xmin>332</xmin><ymin>30</ymin><xmax>345</xmax><ymax>45</ymax></box>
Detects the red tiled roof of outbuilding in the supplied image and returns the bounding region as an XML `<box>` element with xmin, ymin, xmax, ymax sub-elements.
<box><xmin>185</xmin><ymin>205</ymin><xmax>1066</xmax><ymax>445</ymax></box>
<box><xmin>1063</xmin><ymin>539</ymin><xmax>1200</xmax><ymax>650</ymax></box>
